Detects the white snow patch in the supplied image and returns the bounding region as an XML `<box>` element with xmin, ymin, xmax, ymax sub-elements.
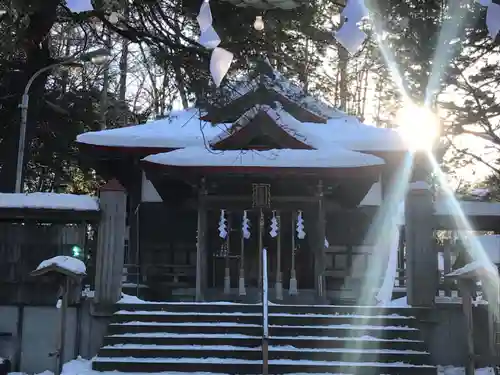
<box><xmin>8</xmin><ymin>356</ymin><xmax>234</xmax><ymax>375</ymax></box>
<box><xmin>93</xmin><ymin>357</ymin><xmax>433</xmax><ymax>367</ymax></box>
<box><xmin>143</xmin><ymin>147</ymin><xmax>385</xmax><ymax>169</ymax></box>
<box><xmin>435</xmin><ymin>199</ymin><xmax>500</xmax><ymax>218</ymax></box>
<box><xmin>115</xmin><ymin>310</ymin><xmax>411</xmax><ymax>319</ymax></box>
<box><xmin>76</xmin><ymin>109</ymin><xmax>229</xmax><ymax>149</ymax></box>
<box><xmin>0</xmin><ymin>193</ymin><xmax>99</xmax><ymax>211</ymax></box>
<box><xmin>473</xmin><ymin>234</ymin><xmax>500</xmax><ymax>264</ymax></box>
<box><xmin>103</xmin><ymin>343</ymin><xmax>427</xmax><ymax>354</ymax></box>
<box><xmin>76</xmin><ymin>106</ymin><xmax>406</xmax><ymax>153</ymax></box>
<box><xmin>446</xmin><ymin>260</ymin><xmax>497</xmax><ymax>278</ymax></box>
<box><xmin>388</xmin><ymin>296</ymin><xmax>411</xmax><ymax>308</ymax></box>
<box><xmin>437</xmin><ymin>366</ymin><xmax>495</xmax><ymax>375</ymax></box>
<box><xmin>112</xmin><ymin>322</ymin><xmax>260</xmax><ymax>327</ymax></box>
<box><xmin>36</xmin><ymin>256</ymin><xmax>86</xmax><ymax>275</ymax></box>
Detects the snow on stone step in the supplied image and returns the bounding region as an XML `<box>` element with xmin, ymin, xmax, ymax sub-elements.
<box><xmin>270</xmin><ymin>324</ymin><xmax>417</xmax><ymax>331</ymax></box>
<box><xmin>115</xmin><ymin>310</ymin><xmax>413</xmax><ymax>319</ymax></box>
<box><xmin>112</xmin><ymin>322</ymin><xmax>261</xmax><ymax>327</ymax></box>
<box><xmin>109</xmin><ymin>333</ymin><xmax>260</xmax><ymax>338</ymax></box>
<box><xmin>269</xmin><ymin>313</ymin><xmax>413</xmax><ymax>319</ymax></box>
<box><xmin>103</xmin><ymin>344</ymin><xmax>261</xmax><ymax>351</ymax></box>
<box><xmin>93</xmin><ymin>357</ymin><xmax>434</xmax><ymax>367</ymax></box>
<box><xmin>108</xmin><ymin>332</ymin><xmax>421</xmax><ymax>342</ymax></box>
<box><xmin>272</xmin><ymin>335</ymin><xmax>422</xmax><ymax>342</ymax></box>
<box><xmin>103</xmin><ymin>343</ymin><xmax>428</xmax><ymax>355</ymax></box>
<box><xmin>116</xmin><ymin>311</ymin><xmax>261</xmax><ymax>316</ymax></box>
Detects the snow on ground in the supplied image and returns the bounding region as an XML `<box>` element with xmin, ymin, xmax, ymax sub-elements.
<box><xmin>36</xmin><ymin>256</ymin><xmax>86</xmax><ymax>275</ymax></box>
<box><xmin>0</xmin><ymin>193</ymin><xmax>99</xmax><ymax>211</ymax></box>
<box><xmin>7</xmin><ymin>357</ymin><xmax>496</xmax><ymax>375</ymax></box>
<box><xmin>438</xmin><ymin>366</ymin><xmax>495</xmax><ymax>375</ymax></box>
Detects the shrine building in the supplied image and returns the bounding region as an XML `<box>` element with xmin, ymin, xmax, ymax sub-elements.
<box><xmin>76</xmin><ymin>71</ymin><xmax>415</xmax><ymax>304</ymax></box>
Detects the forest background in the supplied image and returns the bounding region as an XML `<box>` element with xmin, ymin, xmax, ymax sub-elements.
<box><xmin>0</xmin><ymin>0</ymin><xmax>498</xmax><ymax>196</ymax></box>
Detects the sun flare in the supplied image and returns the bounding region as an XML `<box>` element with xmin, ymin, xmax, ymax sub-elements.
<box><xmin>396</xmin><ymin>103</ymin><xmax>440</xmax><ymax>151</ymax></box>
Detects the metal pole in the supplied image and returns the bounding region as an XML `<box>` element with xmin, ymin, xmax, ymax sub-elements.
<box><xmin>15</xmin><ymin>61</ymin><xmax>76</xmax><ymax>193</ymax></box>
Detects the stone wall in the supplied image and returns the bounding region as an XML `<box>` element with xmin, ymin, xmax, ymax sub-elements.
<box><xmin>0</xmin><ymin>301</ymin><xmax>109</xmax><ymax>374</ymax></box>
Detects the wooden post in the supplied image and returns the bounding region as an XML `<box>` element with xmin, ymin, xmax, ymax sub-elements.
<box><xmin>460</xmin><ymin>279</ymin><xmax>475</xmax><ymax>375</ymax></box>
<box><xmin>258</xmin><ymin>209</ymin><xmax>264</xmax><ymax>299</ymax></box>
<box><xmin>315</xmin><ymin>180</ymin><xmax>326</xmax><ymax>300</ymax></box>
<box><xmin>443</xmin><ymin>240</ymin><xmax>452</xmax><ymax>297</ymax></box>
<box><xmin>224</xmin><ymin>212</ymin><xmax>232</xmax><ymax>295</ymax></box>
<box><xmin>56</xmin><ymin>277</ymin><xmax>69</xmax><ymax>375</ymax></box>
<box><xmin>275</xmin><ymin>211</ymin><xmax>283</xmax><ymax>300</ymax></box>
<box><xmin>196</xmin><ymin>178</ymin><xmax>208</xmax><ymax>302</ymax></box>
<box><xmin>289</xmin><ymin>211</ymin><xmax>298</xmax><ymax>296</ymax></box>
<box><xmin>239</xmin><ymin>217</ymin><xmax>246</xmax><ymax>296</ymax></box>
<box><xmin>93</xmin><ymin>179</ymin><xmax>127</xmax><ymax>313</ymax></box>
<box><xmin>405</xmin><ymin>181</ymin><xmax>437</xmax><ymax>307</ymax></box>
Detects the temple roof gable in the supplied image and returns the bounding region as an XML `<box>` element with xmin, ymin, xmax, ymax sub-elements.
<box><xmin>210</xmin><ymin>104</ymin><xmax>313</xmax><ymax>150</ymax></box>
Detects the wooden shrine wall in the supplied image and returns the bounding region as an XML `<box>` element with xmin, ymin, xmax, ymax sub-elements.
<box><xmin>324</xmin><ymin>209</ymin><xmax>378</xmax><ymax>292</ymax></box>
<box><xmin>137</xmin><ymin>203</ymin><xmax>198</xmax><ymax>298</ymax></box>
<box><xmin>0</xmin><ymin>223</ymin><xmax>90</xmax><ymax>305</ymax></box>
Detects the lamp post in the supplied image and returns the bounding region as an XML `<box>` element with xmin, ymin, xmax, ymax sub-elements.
<box><xmin>15</xmin><ymin>48</ymin><xmax>111</xmax><ymax>193</ymax></box>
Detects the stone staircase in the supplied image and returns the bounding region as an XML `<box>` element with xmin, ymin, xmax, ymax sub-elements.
<box><xmin>92</xmin><ymin>302</ymin><xmax>436</xmax><ymax>374</ymax></box>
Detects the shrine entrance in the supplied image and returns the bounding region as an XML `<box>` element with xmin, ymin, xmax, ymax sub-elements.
<box><xmin>206</xmin><ymin>208</ymin><xmax>315</xmax><ymax>303</ymax></box>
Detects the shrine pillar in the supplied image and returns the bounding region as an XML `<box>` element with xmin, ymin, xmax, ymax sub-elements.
<box><xmin>93</xmin><ymin>179</ymin><xmax>127</xmax><ymax>315</ymax></box>
<box><xmin>196</xmin><ymin>178</ymin><xmax>208</xmax><ymax>301</ymax></box>
<box><xmin>405</xmin><ymin>181</ymin><xmax>437</xmax><ymax>306</ymax></box>
<box><xmin>315</xmin><ymin>180</ymin><xmax>327</xmax><ymax>301</ymax></box>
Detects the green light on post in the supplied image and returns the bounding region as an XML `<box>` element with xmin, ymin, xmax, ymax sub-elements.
<box><xmin>72</xmin><ymin>245</ymin><xmax>83</xmax><ymax>258</ymax></box>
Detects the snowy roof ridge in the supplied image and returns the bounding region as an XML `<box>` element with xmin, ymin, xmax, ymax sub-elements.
<box><xmin>210</xmin><ymin>103</ymin><xmax>312</xmax><ymax>147</ymax></box>
<box><xmin>221</xmin><ymin>71</ymin><xmax>342</xmax><ymax>120</ymax></box>
<box><xmin>143</xmin><ymin>147</ymin><xmax>386</xmax><ymax>169</ymax></box>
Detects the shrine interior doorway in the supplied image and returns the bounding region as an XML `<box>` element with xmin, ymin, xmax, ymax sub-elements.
<box><xmin>206</xmin><ymin>209</ymin><xmax>315</xmax><ymax>303</ymax></box>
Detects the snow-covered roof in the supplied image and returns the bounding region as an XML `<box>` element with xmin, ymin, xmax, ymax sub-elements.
<box><xmin>77</xmin><ymin>106</ymin><xmax>406</xmax><ymax>153</ymax></box>
<box><xmin>0</xmin><ymin>193</ymin><xmax>99</xmax><ymax>211</ymax></box>
<box><xmin>474</xmin><ymin>235</ymin><xmax>500</xmax><ymax>264</ymax></box>
<box><xmin>359</xmin><ymin>181</ymin><xmax>382</xmax><ymax>206</ymax></box>
<box><xmin>36</xmin><ymin>256</ymin><xmax>87</xmax><ymax>275</ymax></box>
<box><xmin>77</xmin><ymin>109</ymin><xmax>231</xmax><ymax>149</ymax></box>
<box><xmin>222</xmin><ymin>72</ymin><xmax>341</xmax><ymax>121</ymax></box>
<box><xmin>446</xmin><ymin>259</ymin><xmax>497</xmax><ymax>278</ymax></box>
<box><xmin>210</xmin><ymin>104</ymin><xmax>312</xmax><ymax>147</ymax></box>
<box><xmin>143</xmin><ymin>147</ymin><xmax>385</xmax><ymax>169</ymax></box>
<box><xmin>434</xmin><ymin>198</ymin><xmax>500</xmax><ymax>217</ymax></box>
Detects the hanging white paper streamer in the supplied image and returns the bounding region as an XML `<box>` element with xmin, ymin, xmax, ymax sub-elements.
<box><xmin>66</xmin><ymin>0</ymin><xmax>93</xmax><ymax>12</ymax></box>
<box><xmin>242</xmin><ymin>210</ymin><xmax>251</xmax><ymax>239</ymax></box>
<box><xmin>197</xmin><ymin>0</ymin><xmax>213</xmax><ymax>32</ymax></box>
<box><xmin>486</xmin><ymin>3</ymin><xmax>500</xmax><ymax>40</ymax></box>
<box><xmin>196</xmin><ymin>0</ymin><xmax>233</xmax><ymax>86</ymax></box>
<box><xmin>210</xmin><ymin>47</ymin><xmax>234</xmax><ymax>87</ymax></box>
<box><xmin>333</xmin><ymin>0</ymin><xmax>368</xmax><ymax>54</ymax></box>
<box><xmin>334</xmin><ymin>23</ymin><xmax>367</xmax><ymax>54</ymax></box>
<box><xmin>269</xmin><ymin>211</ymin><xmax>279</xmax><ymax>238</ymax></box>
<box><xmin>200</xmin><ymin>25</ymin><xmax>221</xmax><ymax>49</ymax></box>
<box><xmin>296</xmin><ymin>211</ymin><xmax>306</xmax><ymax>240</ymax></box>
<box><xmin>218</xmin><ymin>209</ymin><xmax>228</xmax><ymax>239</ymax></box>
<box><xmin>324</xmin><ymin>237</ymin><xmax>329</xmax><ymax>248</ymax></box>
